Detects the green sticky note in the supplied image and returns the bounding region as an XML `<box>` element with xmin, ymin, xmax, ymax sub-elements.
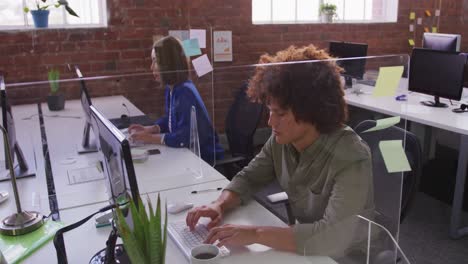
<box><xmin>182</xmin><ymin>38</ymin><xmax>202</xmax><ymax>57</ymax></box>
<box><xmin>372</xmin><ymin>66</ymin><xmax>404</xmax><ymax>97</ymax></box>
<box><xmin>409</xmin><ymin>12</ymin><xmax>416</xmax><ymax>20</ymax></box>
<box><xmin>363</xmin><ymin>116</ymin><xmax>401</xmax><ymax>133</ymax></box>
<box><xmin>379</xmin><ymin>140</ymin><xmax>412</xmax><ymax>173</ymax></box>
<box><xmin>408</xmin><ymin>39</ymin><xmax>415</xmax><ymax>46</ymax></box>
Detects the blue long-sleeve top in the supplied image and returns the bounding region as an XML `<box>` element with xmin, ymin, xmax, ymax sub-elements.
<box><xmin>155</xmin><ymin>80</ymin><xmax>224</xmax><ymax>164</ymax></box>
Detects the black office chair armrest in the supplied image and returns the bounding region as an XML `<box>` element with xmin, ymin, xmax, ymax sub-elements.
<box><xmin>214</xmin><ymin>156</ymin><xmax>246</xmax><ymax>166</ymax></box>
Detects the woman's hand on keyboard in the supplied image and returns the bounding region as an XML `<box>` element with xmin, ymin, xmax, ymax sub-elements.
<box><xmin>186</xmin><ymin>202</ymin><xmax>223</xmax><ymax>231</ymax></box>
<box><xmin>204</xmin><ymin>224</ymin><xmax>258</xmax><ymax>247</ymax></box>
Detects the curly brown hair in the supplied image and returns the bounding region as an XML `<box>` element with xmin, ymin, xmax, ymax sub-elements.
<box><xmin>248</xmin><ymin>44</ymin><xmax>348</xmax><ymax>134</ymax></box>
<box><xmin>153</xmin><ymin>36</ymin><xmax>190</xmax><ymax>85</ymax></box>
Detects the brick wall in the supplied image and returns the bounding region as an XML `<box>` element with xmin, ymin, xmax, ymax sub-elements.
<box><xmin>0</xmin><ymin>0</ymin><xmax>466</xmax><ymax>130</ymax></box>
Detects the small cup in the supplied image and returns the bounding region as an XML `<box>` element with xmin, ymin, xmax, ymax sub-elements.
<box><xmin>190</xmin><ymin>244</ymin><xmax>220</xmax><ymax>264</ymax></box>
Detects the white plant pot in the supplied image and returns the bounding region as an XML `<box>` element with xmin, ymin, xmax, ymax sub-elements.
<box><xmin>321</xmin><ymin>13</ymin><xmax>334</xmax><ymax>23</ymax></box>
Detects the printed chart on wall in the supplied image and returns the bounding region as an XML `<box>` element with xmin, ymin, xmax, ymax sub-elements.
<box><xmin>213</xmin><ymin>31</ymin><xmax>233</xmax><ymax>62</ymax></box>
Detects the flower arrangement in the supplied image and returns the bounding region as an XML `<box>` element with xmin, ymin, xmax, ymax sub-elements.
<box><xmin>23</xmin><ymin>0</ymin><xmax>79</xmax><ymax>17</ymax></box>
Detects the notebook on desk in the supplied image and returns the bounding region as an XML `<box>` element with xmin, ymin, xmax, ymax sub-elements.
<box><xmin>109</xmin><ymin>115</ymin><xmax>153</xmax><ymax>129</ymax></box>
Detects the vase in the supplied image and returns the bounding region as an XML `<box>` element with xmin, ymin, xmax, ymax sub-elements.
<box><xmin>321</xmin><ymin>13</ymin><xmax>334</xmax><ymax>23</ymax></box>
<box><xmin>31</xmin><ymin>10</ymin><xmax>50</xmax><ymax>28</ymax></box>
<box><xmin>47</xmin><ymin>94</ymin><xmax>65</xmax><ymax>111</ymax></box>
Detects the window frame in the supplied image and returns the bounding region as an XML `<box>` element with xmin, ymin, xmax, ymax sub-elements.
<box><xmin>252</xmin><ymin>0</ymin><xmax>398</xmax><ymax>25</ymax></box>
<box><xmin>0</xmin><ymin>0</ymin><xmax>108</xmax><ymax>31</ymax></box>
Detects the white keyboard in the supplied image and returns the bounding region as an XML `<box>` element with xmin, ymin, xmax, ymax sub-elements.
<box><xmin>167</xmin><ymin>220</ymin><xmax>230</xmax><ymax>260</ymax></box>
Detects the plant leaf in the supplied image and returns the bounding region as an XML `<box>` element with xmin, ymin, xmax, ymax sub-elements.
<box><xmin>65</xmin><ymin>6</ymin><xmax>79</xmax><ymax>17</ymax></box>
<box><xmin>129</xmin><ymin>196</ymin><xmax>147</xmax><ymax>260</ymax></box>
<box><xmin>149</xmin><ymin>194</ymin><xmax>162</xmax><ymax>264</ymax></box>
<box><xmin>116</xmin><ymin>207</ymin><xmax>147</xmax><ymax>264</ymax></box>
<box><xmin>23</xmin><ymin>7</ymin><xmax>30</xmax><ymax>13</ymax></box>
<box><xmin>162</xmin><ymin>200</ymin><xmax>168</xmax><ymax>264</ymax></box>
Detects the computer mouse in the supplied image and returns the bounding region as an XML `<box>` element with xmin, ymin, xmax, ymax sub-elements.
<box><xmin>0</xmin><ymin>191</ymin><xmax>9</xmax><ymax>204</ymax></box>
<box><xmin>167</xmin><ymin>202</ymin><xmax>194</xmax><ymax>214</ymax></box>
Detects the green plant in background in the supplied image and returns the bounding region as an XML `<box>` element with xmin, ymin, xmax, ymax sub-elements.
<box><xmin>23</xmin><ymin>0</ymin><xmax>79</xmax><ymax>17</ymax></box>
<box><xmin>320</xmin><ymin>3</ymin><xmax>337</xmax><ymax>16</ymax></box>
<box><xmin>116</xmin><ymin>194</ymin><xmax>168</xmax><ymax>264</ymax></box>
<box><xmin>47</xmin><ymin>68</ymin><xmax>60</xmax><ymax>95</ymax></box>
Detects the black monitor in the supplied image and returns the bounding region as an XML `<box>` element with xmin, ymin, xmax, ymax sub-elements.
<box><xmin>90</xmin><ymin>105</ymin><xmax>139</xmax><ymax>205</ymax></box>
<box><xmin>422</xmin><ymin>33</ymin><xmax>461</xmax><ymax>52</ymax></box>
<box><xmin>329</xmin><ymin>41</ymin><xmax>368</xmax><ymax>88</ymax></box>
<box><xmin>409</xmin><ymin>48</ymin><xmax>467</xmax><ymax>108</ymax></box>
<box><xmin>75</xmin><ymin>66</ymin><xmax>98</xmax><ymax>154</ymax></box>
<box><xmin>0</xmin><ymin>76</ymin><xmax>36</xmax><ymax>181</ymax></box>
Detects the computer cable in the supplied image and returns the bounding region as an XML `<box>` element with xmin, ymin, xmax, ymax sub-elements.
<box><xmin>452</xmin><ymin>103</ymin><xmax>468</xmax><ymax>113</ymax></box>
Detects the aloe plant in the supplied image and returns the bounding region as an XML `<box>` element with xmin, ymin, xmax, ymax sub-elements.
<box><xmin>116</xmin><ymin>194</ymin><xmax>168</xmax><ymax>264</ymax></box>
<box><xmin>47</xmin><ymin>68</ymin><xmax>60</xmax><ymax>95</ymax></box>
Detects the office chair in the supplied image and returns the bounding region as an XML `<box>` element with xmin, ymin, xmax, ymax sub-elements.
<box><xmin>353</xmin><ymin>120</ymin><xmax>422</xmax><ymax>264</ymax></box>
<box><xmin>215</xmin><ymin>83</ymin><xmax>264</xmax><ymax>180</ymax></box>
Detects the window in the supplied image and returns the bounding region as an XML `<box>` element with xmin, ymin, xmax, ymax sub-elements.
<box><xmin>0</xmin><ymin>0</ymin><xmax>107</xmax><ymax>30</ymax></box>
<box><xmin>252</xmin><ymin>0</ymin><xmax>398</xmax><ymax>24</ymax></box>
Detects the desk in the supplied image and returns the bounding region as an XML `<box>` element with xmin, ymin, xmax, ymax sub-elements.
<box><xmin>43</xmin><ymin>96</ymin><xmax>225</xmax><ymax>209</ymax></box>
<box><xmin>29</xmin><ymin>180</ymin><xmax>336</xmax><ymax>264</ymax></box>
<box><xmin>345</xmin><ymin>82</ymin><xmax>468</xmax><ymax>238</ymax></box>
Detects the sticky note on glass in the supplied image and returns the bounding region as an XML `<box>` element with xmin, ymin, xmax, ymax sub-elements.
<box><xmin>192</xmin><ymin>54</ymin><xmax>213</xmax><ymax>77</ymax></box>
<box><xmin>363</xmin><ymin>116</ymin><xmax>401</xmax><ymax>133</ymax></box>
<box><xmin>435</xmin><ymin>9</ymin><xmax>440</xmax><ymax>16</ymax></box>
<box><xmin>424</xmin><ymin>27</ymin><xmax>430</xmax><ymax>32</ymax></box>
<box><xmin>425</xmin><ymin>10</ymin><xmax>432</xmax><ymax>16</ymax></box>
<box><xmin>417</xmin><ymin>18</ymin><xmax>422</xmax><ymax>25</ymax></box>
<box><xmin>408</xmin><ymin>39</ymin><xmax>415</xmax><ymax>46</ymax></box>
<box><xmin>379</xmin><ymin>140</ymin><xmax>411</xmax><ymax>173</ymax></box>
<box><xmin>189</xmin><ymin>29</ymin><xmax>206</xmax><ymax>48</ymax></box>
<box><xmin>409</xmin><ymin>12</ymin><xmax>416</xmax><ymax>20</ymax></box>
<box><xmin>182</xmin><ymin>39</ymin><xmax>202</xmax><ymax>57</ymax></box>
<box><xmin>372</xmin><ymin>66</ymin><xmax>404</xmax><ymax>97</ymax></box>
<box><xmin>409</xmin><ymin>24</ymin><xmax>414</xmax><ymax>32</ymax></box>
<box><xmin>432</xmin><ymin>27</ymin><xmax>437</xmax><ymax>33</ymax></box>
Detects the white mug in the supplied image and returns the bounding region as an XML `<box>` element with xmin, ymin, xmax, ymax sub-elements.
<box><xmin>190</xmin><ymin>244</ymin><xmax>220</xmax><ymax>264</ymax></box>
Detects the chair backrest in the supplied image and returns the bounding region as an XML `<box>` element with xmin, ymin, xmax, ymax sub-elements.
<box><xmin>355</xmin><ymin>120</ymin><xmax>422</xmax><ymax>237</ymax></box>
<box><xmin>225</xmin><ymin>83</ymin><xmax>263</xmax><ymax>158</ymax></box>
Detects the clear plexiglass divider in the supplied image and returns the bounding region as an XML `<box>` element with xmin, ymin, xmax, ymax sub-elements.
<box><xmin>0</xmin><ymin>53</ymin><xmax>418</xmax><ymax>263</ymax></box>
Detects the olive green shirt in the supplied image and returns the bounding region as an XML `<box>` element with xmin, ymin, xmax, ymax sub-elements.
<box><xmin>225</xmin><ymin>126</ymin><xmax>374</xmax><ymax>256</ymax></box>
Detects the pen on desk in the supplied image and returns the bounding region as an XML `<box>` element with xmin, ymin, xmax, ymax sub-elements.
<box><xmin>191</xmin><ymin>187</ymin><xmax>222</xmax><ymax>194</ymax></box>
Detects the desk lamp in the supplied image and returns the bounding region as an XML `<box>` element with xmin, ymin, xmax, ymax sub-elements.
<box><xmin>0</xmin><ymin>125</ymin><xmax>43</xmax><ymax>236</ymax></box>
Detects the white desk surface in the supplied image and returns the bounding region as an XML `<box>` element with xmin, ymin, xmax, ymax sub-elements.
<box><xmin>29</xmin><ymin>180</ymin><xmax>336</xmax><ymax>264</ymax></box>
<box><xmin>43</xmin><ymin>96</ymin><xmax>225</xmax><ymax>209</ymax></box>
<box><xmin>0</xmin><ymin>103</ymin><xmax>48</xmax><ymax>218</ymax></box>
<box><xmin>345</xmin><ymin>82</ymin><xmax>468</xmax><ymax>135</ymax></box>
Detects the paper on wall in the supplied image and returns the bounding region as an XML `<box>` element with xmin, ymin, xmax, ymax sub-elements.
<box><xmin>189</xmin><ymin>29</ymin><xmax>206</xmax><ymax>48</ymax></box>
<box><xmin>192</xmin><ymin>54</ymin><xmax>213</xmax><ymax>77</ymax></box>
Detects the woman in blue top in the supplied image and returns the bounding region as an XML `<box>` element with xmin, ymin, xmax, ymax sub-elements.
<box><xmin>128</xmin><ymin>36</ymin><xmax>223</xmax><ymax>164</ymax></box>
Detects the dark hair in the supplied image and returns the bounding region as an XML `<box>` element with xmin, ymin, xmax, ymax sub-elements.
<box><xmin>153</xmin><ymin>36</ymin><xmax>190</xmax><ymax>85</ymax></box>
<box><xmin>248</xmin><ymin>44</ymin><xmax>347</xmax><ymax>134</ymax></box>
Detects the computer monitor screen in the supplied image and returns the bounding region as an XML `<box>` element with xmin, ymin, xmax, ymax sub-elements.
<box><xmin>422</xmin><ymin>33</ymin><xmax>461</xmax><ymax>52</ymax></box>
<box><xmin>329</xmin><ymin>41</ymin><xmax>368</xmax><ymax>87</ymax></box>
<box><xmin>90</xmin><ymin>105</ymin><xmax>139</xmax><ymax>205</ymax></box>
<box><xmin>75</xmin><ymin>66</ymin><xmax>98</xmax><ymax>154</ymax></box>
<box><xmin>0</xmin><ymin>76</ymin><xmax>35</xmax><ymax>181</ymax></box>
<box><xmin>409</xmin><ymin>48</ymin><xmax>466</xmax><ymax>107</ymax></box>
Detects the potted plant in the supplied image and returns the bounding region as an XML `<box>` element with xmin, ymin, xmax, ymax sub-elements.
<box><xmin>116</xmin><ymin>194</ymin><xmax>168</xmax><ymax>264</ymax></box>
<box><xmin>23</xmin><ymin>0</ymin><xmax>79</xmax><ymax>28</ymax></box>
<box><xmin>47</xmin><ymin>68</ymin><xmax>65</xmax><ymax>111</ymax></box>
<box><xmin>320</xmin><ymin>3</ymin><xmax>337</xmax><ymax>23</ymax></box>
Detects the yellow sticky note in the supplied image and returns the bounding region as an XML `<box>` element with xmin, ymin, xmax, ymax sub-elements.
<box><xmin>409</xmin><ymin>12</ymin><xmax>416</xmax><ymax>20</ymax></box>
<box><xmin>424</xmin><ymin>27</ymin><xmax>430</xmax><ymax>32</ymax></box>
<box><xmin>432</xmin><ymin>27</ymin><xmax>437</xmax><ymax>33</ymax></box>
<box><xmin>408</xmin><ymin>39</ymin><xmax>415</xmax><ymax>46</ymax></box>
<box><xmin>379</xmin><ymin>140</ymin><xmax>412</xmax><ymax>173</ymax></box>
<box><xmin>363</xmin><ymin>116</ymin><xmax>401</xmax><ymax>133</ymax></box>
<box><xmin>425</xmin><ymin>10</ymin><xmax>432</xmax><ymax>16</ymax></box>
<box><xmin>372</xmin><ymin>66</ymin><xmax>404</xmax><ymax>97</ymax></box>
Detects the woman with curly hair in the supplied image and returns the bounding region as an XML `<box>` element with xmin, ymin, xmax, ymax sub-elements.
<box><xmin>186</xmin><ymin>44</ymin><xmax>374</xmax><ymax>256</ymax></box>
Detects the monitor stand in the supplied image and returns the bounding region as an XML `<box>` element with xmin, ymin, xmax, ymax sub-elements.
<box><xmin>0</xmin><ymin>144</ymin><xmax>36</xmax><ymax>182</ymax></box>
<box><xmin>420</xmin><ymin>96</ymin><xmax>448</xmax><ymax>108</ymax></box>
<box><xmin>344</xmin><ymin>76</ymin><xmax>353</xmax><ymax>89</ymax></box>
<box><xmin>77</xmin><ymin>122</ymin><xmax>98</xmax><ymax>154</ymax></box>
